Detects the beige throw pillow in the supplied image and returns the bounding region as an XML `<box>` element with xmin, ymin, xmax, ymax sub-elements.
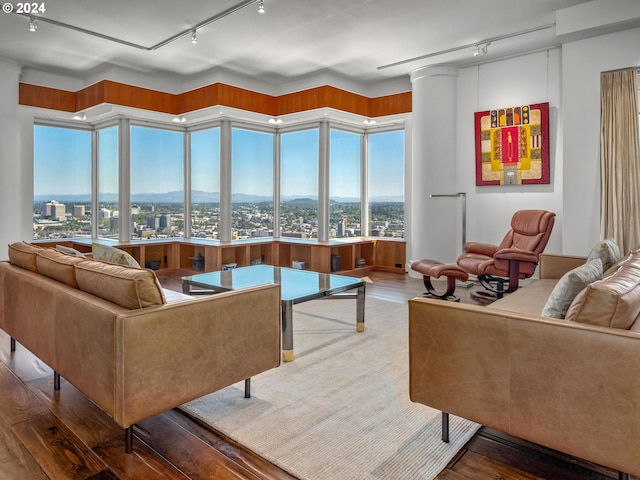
<box><xmin>586</xmin><ymin>238</ymin><xmax>621</xmax><ymax>272</ymax></box>
<box><xmin>92</xmin><ymin>242</ymin><xmax>140</xmax><ymax>268</ymax></box>
<box><xmin>542</xmin><ymin>258</ymin><xmax>602</xmax><ymax>319</ymax></box>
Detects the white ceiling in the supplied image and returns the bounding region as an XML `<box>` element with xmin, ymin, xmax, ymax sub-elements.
<box><xmin>0</xmin><ymin>0</ymin><xmax>594</xmax><ymax>89</ymax></box>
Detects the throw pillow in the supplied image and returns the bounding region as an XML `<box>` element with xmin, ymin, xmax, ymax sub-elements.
<box><xmin>55</xmin><ymin>244</ymin><xmax>86</xmax><ymax>258</ymax></box>
<box><xmin>92</xmin><ymin>243</ymin><xmax>140</xmax><ymax>268</ymax></box>
<box><xmin>586</xmin><ymin>238</ymin><xmax>621</xmax><ymax>272</ymax></box>
<box><xmin>542</xmin><ymin>258</ymin><xmax>602</xmax><ymax>319</ymax></box>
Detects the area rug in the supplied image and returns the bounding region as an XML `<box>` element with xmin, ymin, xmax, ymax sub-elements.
<box><xmin>180</xmin><ymin>296</ymin><xmax>479</xmax><ymax>480</ymax></box>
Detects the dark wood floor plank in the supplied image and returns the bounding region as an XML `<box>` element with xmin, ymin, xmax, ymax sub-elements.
<box><xmin>0</xmin><ymin>415</ymin><xmax>49</xmax><ymax>480</ymax></box>
<box><xmin>92</xmin><ymin>433</ymin><xmax>191</xmax><ymax>480</ymax></box>
<box><xmin>477</xmin><ymin>427</ymin><xmax>618</xmax><ymax>478</ymax></box>
<box><xmin>11</xmin><ymin>412</ymin><xmax>109</xmax><ymax>480</ymax></box>
<box><xmin>0</xmin><ymin>330</ymin><xmax>54</xmax><ymax>383</ymax></box>
<box><xmin>435</xmin><ymin>469</ymin><xmax>474</xmax><ymax>480</ymax></box>
<box><xmin>164</xmin><ymin>409</ymin><xmax>298</xmax><ymax>480</ymax></box>
<box><xmin>450</xmin><ymin>450</ymin><xmax>545</xmax><ymax>480</ymax></box>
<box><xmin>26</xmin><ymin>375</ymin><xmax>124</xmax><ymax>449</ymax></box>
<box><xmin>0</xmin><ymin>362</ymin><xmax>49</xmax><ymax>426</ymax></box>
<box><xmin>137</xmin><ymin>414</ymin><xmax>263</xmax><ymax>480</ymax></box>
<box><xmin>468</xmin><ymin>432</ymin><xmax>613</xmax><ymax>480</ymax></box>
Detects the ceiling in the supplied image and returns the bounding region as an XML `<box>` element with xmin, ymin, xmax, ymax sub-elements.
<box><xmin>0</xmin><ymin>0</ymin><xmax>593</xmax><ymax>90</ymax></box>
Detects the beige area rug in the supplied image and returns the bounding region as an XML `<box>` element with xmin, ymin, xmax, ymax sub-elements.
<box><xmin>180</xmin><ymin>296</ymin><xmax>479</xmax><ymax>480</ymax></box>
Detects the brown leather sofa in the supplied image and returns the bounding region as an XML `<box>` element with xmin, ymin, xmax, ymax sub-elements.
<box><xmin>0</xmin><ymin>242</ymin><xmax>282</xmax><ymax>452</ymax></box>
<box><xmin>409</xmin><ymin>249</ymin><xmax>640</xmax><ymax>477</ymax></box>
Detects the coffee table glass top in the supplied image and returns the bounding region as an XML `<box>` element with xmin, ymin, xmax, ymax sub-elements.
<box><xmin>182</xmin><ymin>264</ymin><xmax>363</xmax><ymax>302</ymax></box>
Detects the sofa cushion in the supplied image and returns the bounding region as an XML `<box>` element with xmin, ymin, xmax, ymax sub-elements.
<box><xmin>36</xmin><ymin>249</ymin><xmax>86</xmax><ymax>288</ymax></box>
<box><xmin>75</xmin><ymin>260</ymin><xmax>166</xmax><ymax>309</ymax></box>
<box><xmin>541</xmin><ymin>258</ymin><xmax>602</xmax><ymax>319</ymax></box>
<box><xmin>8</xmin><ymin>241</ymin><xmax>43</xmax><ymax>272</ymax></box>
<box><xmin>565</xmin><ymin>250</ymin><xmax>640</xmax><ymax>329</ymax></box>
<box><xmin>586</xmin><ymin>238</ymin><xmax>621</xmax><ymax>272</ymax></box>
<box><xmin>92</xmin><ymin>243</ymin><xmax>140</xmax><ymax>268</ymax></box>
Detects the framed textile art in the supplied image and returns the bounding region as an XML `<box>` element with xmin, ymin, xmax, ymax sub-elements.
<box><xmin>474</xmin><ymin>102</ymin><xmax>549</xmax><ymax>186</ymax></box>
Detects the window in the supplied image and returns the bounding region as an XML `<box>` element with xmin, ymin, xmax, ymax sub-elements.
<box><xmin>130</xmin><ymin>126</ymin><xmax>184</xmax><ymax>239</ymax></box>
<box><xmin>191</xmin><ymin>128</ymin><xmax>220</xmax><ymax>239</ymax></box>
<box><xmin>231</xmin><ymin>128</ymin><xmax>274</xmax><ymax>239</ymax></box>
<box><xmin>330</xmin><ymin>129</ymin><xmax>362</xmax><ymax>238</ymax></box>
<box><xmin>368</xmin><ymin>130</ymin><xmax>405</xmax><ymax>238</ymax></box>
<box><xmin>33</xmin><ymin>125</ymin><xmax>92</xmax><ymax>239</ymax></box>
<box><xmin>97</xmin><ymin>126</ymin><xmax>119</xmax><ymax>239</ymax></box>
<box><xmin>280</xmin><ymin>129</ymin><xmax>319</xmax><ymax>238</ymax></box>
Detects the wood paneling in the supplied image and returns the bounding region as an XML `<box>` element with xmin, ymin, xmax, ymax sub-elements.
<box><xmin>102</xmin><ymin>80</ymin><xmax>178</xmax><ymax>114</ymax></box>
<box><xmin>19</xmin><ymin>83</ymin><xmax>75</xmax><ymax>112</ymax></box>
<box><xmin>19</xmin><ymin>81</ymin><xmax>411</xmax><ymax>118</ymax></box>
<box><xmin>370</xmin><ymin>91</ymin><xmax>412</xmax><ymax>117</ymax></box>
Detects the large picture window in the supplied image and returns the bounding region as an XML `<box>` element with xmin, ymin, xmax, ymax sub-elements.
<box><xmin>130</xmin><ymin>126</ymin><xmax>184</xmax><ymax>239</ymax></box>
<box><xmin>32</xmin><ymin>118</ymin><xmax>405</xmax><ymax>244</ymax></box>
<box><xmin>232</xmin><ymin>128</ymin><xmax>274</xmax><ymax>239</ymax></box>
<box><xmin>33</xmin><ymin>125</ymin><xmax>92</xmax><ymax>239</ymax></box>
<box><xmin>368</xmin><ymin>130</ymin><xmax>405</xmax><ymax>238</ymax></box>
<box><xmin>191</xmin><ymin>127</ymin><xmax>220</xmax><ymax>239</ymax></box>
<box><xmin>330</xmin><ymin>129</ymin><xmax>362</xmax><ymax>238</ymax></box>
<box><xmin>98</xmin><ymin>125</ymin><xmax>119</xmax><ymax>239</ymax></box>
<box><xmin>280</xmin><ymin>129</ymin><xmax>319</xmax><ymax>238</ymax></box>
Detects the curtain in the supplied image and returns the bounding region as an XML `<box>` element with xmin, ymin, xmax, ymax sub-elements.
<box><xmin>600</xmin><ymin>68</ymin><xmax>640</xmax><ymax>254</ymax></box>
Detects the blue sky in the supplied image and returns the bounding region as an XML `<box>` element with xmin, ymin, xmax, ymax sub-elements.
<box><xmin>34</xmin><ymin>124</ymin><xmax>404</xmax><ymax>199</ymax></box>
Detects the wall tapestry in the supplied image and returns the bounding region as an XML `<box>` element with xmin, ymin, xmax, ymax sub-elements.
<box><xmin>474</xmin><ymin>102</ymin><xmax>549</xmax><ymax>186</ymax></box>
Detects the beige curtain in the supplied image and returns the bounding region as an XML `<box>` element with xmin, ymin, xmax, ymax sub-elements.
<box><xmin>600</xmin><ymin>68</ymin><xmax>640</xmax><ymax>254</ymax></box>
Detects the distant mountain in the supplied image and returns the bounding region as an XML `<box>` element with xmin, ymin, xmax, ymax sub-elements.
<box><xmin>34</xmin><ymin>191</ymin><xmax>404</xmax><ymax>204</ymax></box>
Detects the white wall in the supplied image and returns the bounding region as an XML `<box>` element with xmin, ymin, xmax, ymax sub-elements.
<box><xmin>0</xmin><ymin>60</ymin><xmax>33</xmax><ymax>261</ymax></box>
<box><xmin>454</xmin><ymin>49</ymin><xmax>564</xmax><ymax>256</ymax></box>
<box><xmin>562</xmin><ymin>27</ymin><xmax>640</xmax><ymax>255</ymax></box>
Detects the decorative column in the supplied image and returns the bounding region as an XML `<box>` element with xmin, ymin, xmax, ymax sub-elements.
<box><xmin>0</xmin><ymin>60</ymin><xmax>30</xmax><ymax>260</ymax></box>
<box><xmin>409</xmin><ymin>65</ymin><xmax>459</xmax><ymax>267</ymax></box>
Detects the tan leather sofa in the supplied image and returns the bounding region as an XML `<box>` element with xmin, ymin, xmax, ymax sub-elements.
<box><xmin>0</xmin><ymin>242</ymin><xmax>281</xmax><ymax>452</ymax></box>
<box><xmin>409</xmin><ymin>251</ymin><xmax>640</xmax><ymax>477</ymax></box>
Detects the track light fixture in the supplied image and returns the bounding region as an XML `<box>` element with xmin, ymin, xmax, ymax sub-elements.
<box><xmin>258</xmin><ymin>0</ymin><xmax>265</xmax><ymax>14</ymax></box>
<box><xmin>29</xmin><ymin>17</ymin><xmax>37</xmax><ymax>32</ymax></box>
<box><xmin>191</xmin><ymin>30</ymin><xmax>197</xmax><ymax>44</ymax></box>
<box><xmin>473</xmin><ymin>42</ymin><xmax>490</xmax><ymax>57</ymax></box>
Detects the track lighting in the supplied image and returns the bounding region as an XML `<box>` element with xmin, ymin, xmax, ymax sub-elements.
<box><xmin>473</xmin><ymin>42</ymin><xmax>489</xmax><ymax>57</ymax></box>
<box><xmin>363</xmin><ymin>119</ymin><xmax>377</xmax><ymax>125</ymax></box>
<box><xmin>268</xmin><ymin>118</ymin><xmax>282</xmax><ymax>124</ymax></box>
<box><xmin>173</xmin><ymin>116</ymin><xmax>187</xmax><ymax>123</ymax></box>
<box><xmin>258</xmin><ymin>0</ymin><xmax>265</xmax><ymax>14</ymax></box>
<box><xmin>191</xmin><ymin>30</ymin><xmax>197</xmax><ymax>44</ymax></box>
<box><xmin>29</xmin><ymin>17</ymin><xmax>37</xmax><ymax>32</ymax></box>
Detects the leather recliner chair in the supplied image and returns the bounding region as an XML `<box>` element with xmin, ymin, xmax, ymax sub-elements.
<box><xmin>457</xmin><ymin>209</ymin><xmax>555</xmax><ymax>301</ymax></box>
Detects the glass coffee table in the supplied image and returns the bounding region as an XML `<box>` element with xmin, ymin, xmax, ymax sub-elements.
<box><xmin>182</xmin><ymin>265</ymin><xmax>366</xmax><ymax>362</ymax></box>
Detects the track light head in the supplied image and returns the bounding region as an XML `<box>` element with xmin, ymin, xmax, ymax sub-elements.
<box><xmin>191</xmin><ymin>30</ymin><xmax>197</xmax><ymax>44</ymax></box>
<box><xmin>258</xmin><ymin>0</ymin><xmax>265</xmax><ymax>14</ymax></box>
<box><xmin>29</xmin><ymin>17</ymin><xmax>37</xmax><ymax>32</ymax></box>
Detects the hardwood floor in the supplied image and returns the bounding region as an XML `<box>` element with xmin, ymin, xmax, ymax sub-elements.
<box><xmin>0</xmin><ymin>269</ymin><xmax>633</xmax><ymax>479</ymax></box>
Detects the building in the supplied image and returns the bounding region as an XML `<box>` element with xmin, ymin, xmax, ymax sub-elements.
<box><xmin>43</xmin><ymin>200</ymin><xmax>66</xmax><ymax>221</ymax></box>
<box><xmin>73</xmin><ymin>205</ymin><xmax>85</xmax><ymax>217</ymax></box>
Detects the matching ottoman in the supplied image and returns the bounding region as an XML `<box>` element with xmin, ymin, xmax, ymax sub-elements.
<box><xmin>410</xmin><ymin>259</ymin><xmax>469</xmax><ymax>301</ymax></box>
